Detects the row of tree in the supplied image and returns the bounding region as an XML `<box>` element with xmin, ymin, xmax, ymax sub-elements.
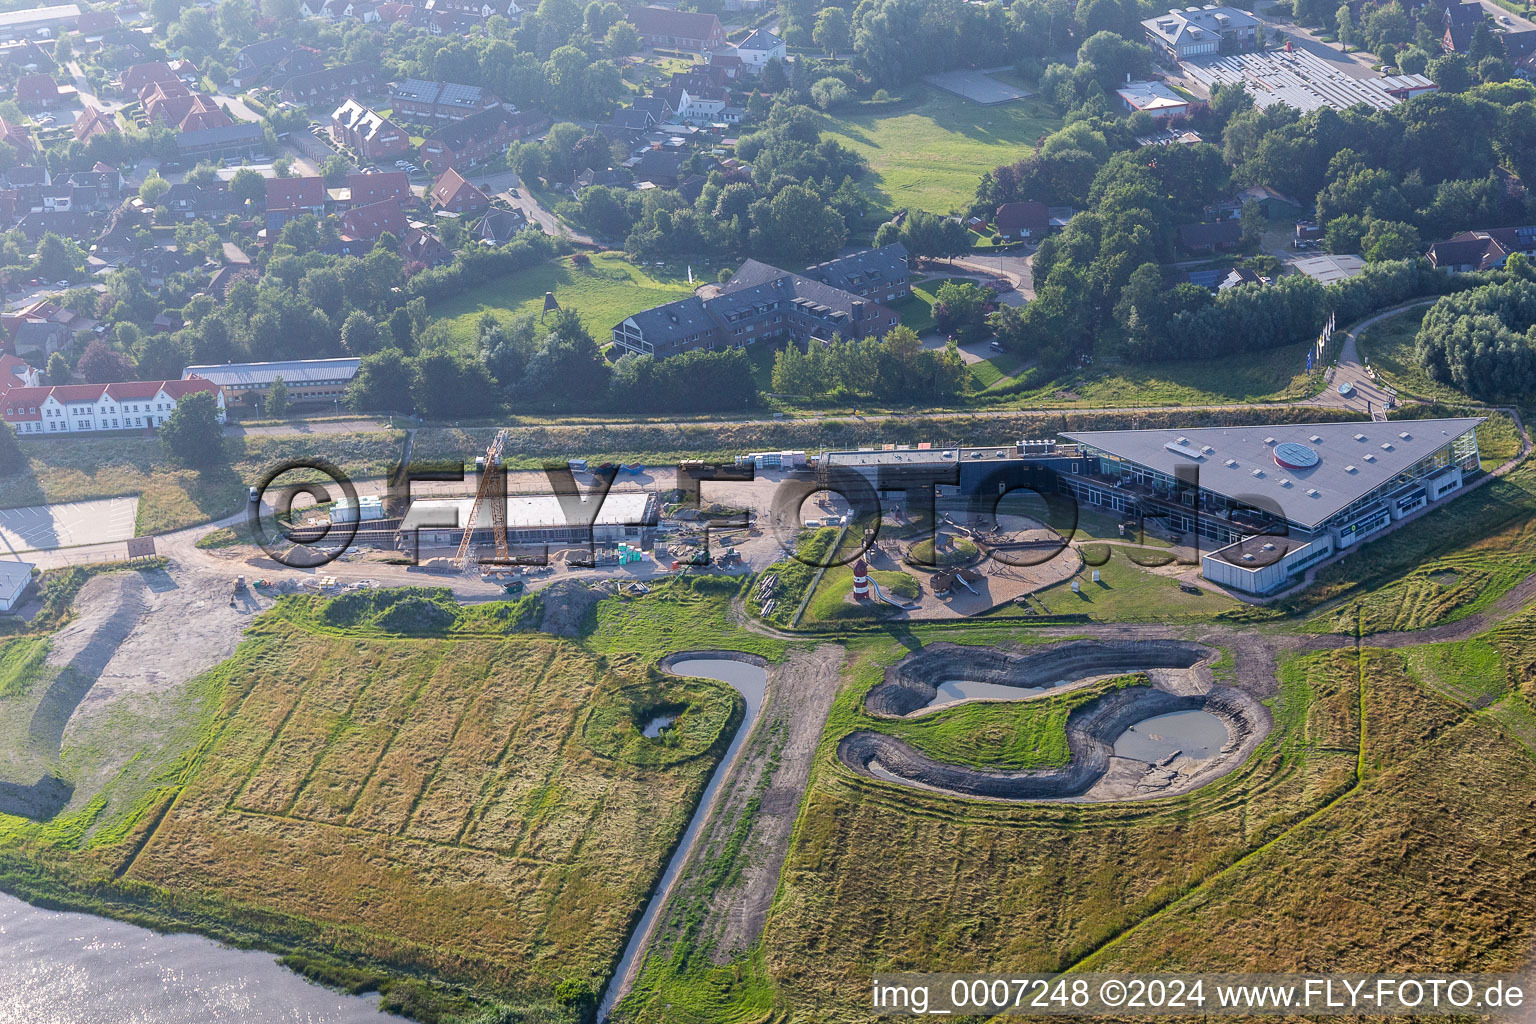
<box><xmin>1415</xmin><ymin>257</ymin><xmax>1536</xmax><ymax>399</ymax></box>
<box><xmin>768</xmin><ymin>326</ymin><xmax>968</xmax><ymax>401</ymax></box>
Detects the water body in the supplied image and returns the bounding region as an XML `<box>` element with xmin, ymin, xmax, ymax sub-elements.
<box><xmin>1114</xmin><ymin>710</ymin><xmax>1230</xmax><ymax>763</ymax></box>
<box><xmin>641</xmin><ymin>714</ymin><xmax>676</xmax><ymax>738</ymax></box>
<box><xmin>597</xmin><ymin>656</ymin><xmax>769</xmax><ymax>1022</ymax></box>
<box><xmin>0</xmin><ymin>891</ymin><xmax>396</xmax><ymax>1024</ymax></box>
<box><xmin>925</xmin><ymin>678</ymin><xmax>1065</xmax><ymax>708</ymax></box>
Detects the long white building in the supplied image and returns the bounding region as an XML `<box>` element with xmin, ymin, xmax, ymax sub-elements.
<box><xmin>0</xmin><ymin>377</ymin><xmax>225</xmax><ymax>435</ymax></box>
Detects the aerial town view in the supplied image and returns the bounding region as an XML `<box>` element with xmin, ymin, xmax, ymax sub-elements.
<box><xmin>1</xmin><ymin>0</ymin><xmax>1535</xmax><ymax>1019</ymax></box>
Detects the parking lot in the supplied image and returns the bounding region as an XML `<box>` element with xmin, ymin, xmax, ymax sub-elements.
<box><xmin>0</xmin><ymin>497</ymin><xmax>139</xmax><ymax>555</ymax></box>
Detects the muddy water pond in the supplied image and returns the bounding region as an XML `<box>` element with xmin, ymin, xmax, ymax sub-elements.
<box><xmin>926</xmin><ymin>678</ymin><xmax>1065</xmax><ymax>707</ymax></box>
<box><xmin>598</xmin><ymin>655</ymin><xmax>769</xmax><ymax>1021</ymax></box>
<box><xmin>1113</xmin><ymin>710</ymin><xmax>1229</xmax><ymax>762</ymax></box>
<box><xmin>641</xmin><ymin>714</ymin><xmax>676</xmax><ymax>737</ymax></box>
<box><xmin>0</xmin><ymin>891</ymin><xmax>395</xmax><ymax>1023</ymax></box>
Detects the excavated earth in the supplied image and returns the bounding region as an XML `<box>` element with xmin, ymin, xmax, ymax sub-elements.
<box><xmin>840</xmin><ymin>640</ymin><xmax>1271</xmax><ymax>803</ymax></box>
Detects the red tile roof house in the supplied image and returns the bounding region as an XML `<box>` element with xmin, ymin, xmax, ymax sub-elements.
<box><xmin>73</xmin><ymin>104</ymin><xmax>120</xmax><ymax>141</ymax></box>
<box><xmin>0</xmin><ymin>115</ymin><xmax>34</xmax><ymax>158</ymax></box>
<box><xmin>265</xmin><ymin>176</ymin><xmax>327</xmax><ymax>233</ymax></box>
<box><xmin>16</xmin><ymin>74</ymin><xmax>65</xmax><ymax>111</ymax></box>
<box><xmin>120</xmin><ymin>61</ymin><xmax>180</xmax><ymax>96</ymax></box>
<box><xmin>627</xmin><ymin>5</ymin><xmax>726</xmax><ymax>51</ymax></box>
<box><xmin>339</xmin><ymin>198</ymin><xmax>407</xmax><ymax>242</ymax></box>
<box><xmin>347</xmin><ymin>170</ymin><xmax>412</xmax><ymax>208</ymax></box>
<box><xmin>329</xmin><ymin>98</ymin><xmax>412</xmax><ymax>161</ymax></box>
<box><xmin>2</xmin><ymin>378</ymin><xmax>224</xmax><ymax>436</ymax></box>
<box><xmin>428</xmin><ymin>168</ymin><xmax>489</xmax><ymax>215</ymax></box>
<box><xmin>420</xmin><ymin>106</ymin><xmax>548</xmax><ymax>171</ymax></box>
<box><xmin>994</xmin><ymin>200</ymin><xmax>1050</xmax><ymax>240</ymax></box>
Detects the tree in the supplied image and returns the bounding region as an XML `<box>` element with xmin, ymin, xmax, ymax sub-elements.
<box><xmin>813</xmin><ymin>6</ymin><xmax>851</xmax><ymax>54</ymax></box>
<box><xmin>139</xmin><ymin>171</ymin><xmax>171</xmax><ymax>206</ymax></box>
<box><xmin>1335</xmin><ymin>3</ymin><xmax>1356</xmax><ymax>48</ymax></box>
<box><xmin>810</xmin><ymin>76</ymin><xmax>851</xmax><ymax>110</ymax></box>
<box><xmin>53</xmin><ymin>33</ymin><xmax>72</xmax><ymax>63</ymax></box>
<box><xmin>229</xmin><ymin>167</ymin><xmax>267</xmax><ymax>206</ymax></box>
<box><xmin>266</xmin><ymin>375</ymin><xmax>289</xmax><ymax>418</ymax></box>
<box><xmin>0</xmin><ymin>420</ymin><xmax>22</xmax><ymax>476</ymax></box>
<box><xmin>321</xmin><ymin>154</ymin><xmax>350</xmax><ymax>185</ymax></box>
<box><xmin>409</xmin><ymin>351</ymin><xmax>498</xmax><ymax>419</ymax></box>
<box><xmin>136</xmin><ymin>331</ymin><xmax>190</xmax><ymax>381</ymax></box>
<box><xmin>520</xmin><ymin>310</ymin><xmax>610</xmax><ymax>406</ymax></box>
<box><xmin>761</xmin><ymin>57</ymin><xmax>789</xmax><ymax>92</ymax></box>
<box><xmin>604</xmin><ymin>20</ymin><xmax>640</xmax><ymax>58</ymax></box>
<box><xmin>1425</xmin><ymin>53</ymin><xmax>1471</xmax><ymax>92</ymax></box>
<box><xmin>45</xmin><ymin>351</ymin><xmax>71</xmax><ymax>385</ymax></box>
<box><xmin>34</xmin><ymin>233</ymin><xmax>84</xmax><ymax>280</ymax></box>
<box><xmin>748</xmin><ymin>183</ymin><xmax>847</xmax><ymax>263</ymax></box>
<box><xmin>160</xmin><ymin>391</ymin><xmax>224</xmax><ymax>468</ymax></box>
<box><xmin>348</xmin><ymin>351</ymin><xmax>414</xmax><ymax>412</ymax></box>
<box><xmin>341</xmin><ymin>310</ymin><xmax>384</xmax><ymax>355</ymax></box>
<box><xmin>932</xmin><ymin>280</ymin><xmax>992</xmax><ymax>339</ymax></box>
<box><xmin>78</xmin><ymin>339</ymin><xmax>135</xmax><ymax>383</ymax></box>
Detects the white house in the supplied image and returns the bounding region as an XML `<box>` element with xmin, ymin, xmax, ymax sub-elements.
<box><xmin>0</xmin><ymin>559</ymin><xmax>32</xmax><ymax>612</ymax></box>
<box><xmin>675</xmin><ymin>87</ymin><xmax>726</xmax><ymax>121</ymax></box>
<box><xmin>1</xmin><ymin>377</ymin><xmax>225</xmax><ymax>436</ymax></box>
<box><xmin>733</xmin><ymin>28</ymin><xmax>785</xmax><ymax>71</ymax></box>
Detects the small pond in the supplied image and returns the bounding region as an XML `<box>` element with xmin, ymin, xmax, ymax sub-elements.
<box><xmin>1113</xmin><ymin>710</ymin><xmax>1230</xmax><ymax>763</ymax></box>
<box><xmin>925</xmin><ymin>678</ymin><xmax>1066</xmax><ymax>707</ymax></box>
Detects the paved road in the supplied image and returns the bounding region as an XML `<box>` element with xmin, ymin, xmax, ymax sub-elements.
<box><xmin>225</xmin><ymin>417</ymin><xmax>393</xmax><ymax>437</ymax></box>
<box><xmin>1313</xmin><ymin>300</ymin><xmax>1435</xmax><ymax>420</ymax></box>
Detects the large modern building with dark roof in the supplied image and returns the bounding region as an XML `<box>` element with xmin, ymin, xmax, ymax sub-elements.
<box><xmin>813</xmin><ymin>417</ymin><xmax>1484</xmax><ymax>595</ymax></box>
<box><xmin>610</xmin><ymin>245</ymin><xmax>910</xmax><ymax>358</ymax></box>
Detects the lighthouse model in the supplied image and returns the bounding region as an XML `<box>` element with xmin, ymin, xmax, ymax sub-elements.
<box><xmin>851</xmin><ymin>559</ymin><xmax>870</xmax><ymax>601</ymax></box>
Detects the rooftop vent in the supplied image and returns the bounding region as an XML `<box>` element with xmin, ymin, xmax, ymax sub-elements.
<box><xmin>1307</xmin><ymin>488</ymin><xmax>1320</xmax><ymax>496</ymax></box>
<box><xmin>1264</xmin><ymin>436</ymin><xmax>1276</xmax><ymax>445</ymax></box>
<box><xmin>1241</xmin><ymin>553</ymin><xmax>1255</xmax><ymax>562</ymax></box>
<box><xmin>1364</xmin><ymin>453</ymin><xmax>1376</xmax><ymax>462</ymax></box>
<box><xmin>1345</xmin><ymin>465</ymin><xmax>1357</xmax><ymax>473</ymax></box>
<box><xmin>1309</xmin><ymin>435</ymin><xmax>1322</xmax><ymax>443</ymax></box>
<box><xmin>1381</xmin><ymin>442</ymin><xmax>1393</xmax><ymax>450</ymax></box>
<box><xmin>1398</xmin><ymin>431</ymin><xmax>1411</xmax><ymax>439</ymax></box>
<box><xmin>1354</xmin><ymin>433</ymin><xmax>1367</xmax><ymax>441</ymax></box>
<box><xmin>1251</xmin><ymin>468</ymin><xmax>1264</xmax><ymax>476</ymax></box>
<box><xmin>1279</xmin><ymin>478</ymin><xmax>1292</xmax><ymax>486</ymax></box>
<box><xmin>1262</xmin><ymin>542</ymin><xmax>1276</xmax><ymax>552</ymax></box>
<box><xmin>1176</xmin><ymin>436</ymin><xmax>1189</xmax><ymax>445</ymax></box>
<box><xmin>1225</xmin><ymin>458</ymin><xmax>1238</xmax><ymax>467</ymax></box>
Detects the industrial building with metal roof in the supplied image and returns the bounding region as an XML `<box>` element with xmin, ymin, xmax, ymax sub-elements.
<box><xmin>183</xmin><ymin>358</ymin><xmax>361</xmax><ymax>411</ymax></box>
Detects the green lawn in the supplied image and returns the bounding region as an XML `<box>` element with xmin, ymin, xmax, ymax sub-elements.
<box><xmin>427</xmin><ymin>252</ymin><xmax>700</xmax><ymax>349</ymax></box>
<box><xmin>1014</xmin><ymin>339</ymin><xmax>1320</xmax><ymax>407</ymax></box>
<box><xmin>1355</xmin><ymin>307</ymin><xmax>1474</xmax><ymax>407</ymax></box>
<box><xmin>820</xmin><ymin>86</ymin><xmax>1062</xmax><ymax>215</ymax></box>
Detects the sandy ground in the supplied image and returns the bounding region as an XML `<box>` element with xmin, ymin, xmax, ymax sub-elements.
<box><xmin>46</xmin><ymin>562</ymin><xmax>273</xmax><ymax>805</ymax></box>
<box><xmin>650</xmin><ymin>644</ymin><xmax>846</xmax><ymax>961</ymax></box>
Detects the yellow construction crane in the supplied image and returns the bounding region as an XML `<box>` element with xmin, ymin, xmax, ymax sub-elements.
<box><xmin>455</xmin><ymin>429</ymin><xmax>509</xmax><ymax>573</ymax></box>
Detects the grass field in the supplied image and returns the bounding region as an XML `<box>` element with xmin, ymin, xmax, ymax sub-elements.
<box><xmin>0</xmin><ymin>431</ymin><xmax>405</xmax><ymax>535</ymax></box>
<box><xmin>102</xmin><ymin>607</ymin><xmax>744</xmax><ymax>1014</ymax></box>
<box><xmin>880</xmin><ymin>673</ymin><xmax>1144</xmax><ymax>771</ymax></box>
<box><xmin>820</xmin><ymin>87</ymin><xmax>1062</xmax><ymax>215</ymax></box>
<box><xmin>1001</xmin><ymin>339</ymin><xmax>1320</xmax><ymax>407</ymax></box>
<box><xmin>1290</xmin><ymin>460</ymin><xmax>1536</xmax><ymax>634</ymax></box>
<box><xmin>427</xmin><ymin>252</ymin><xmax>699</xmax><ymax>350</ymax></box>
<box><xmin>728</xmin><ymin>641</ymin><xmax>1362</xmax><ymax>1021</ymax></box>
<box><xmin>1355</xmin><ymin>306</ymin><xmax>1474</xmax><ymax>406</ymax></box>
